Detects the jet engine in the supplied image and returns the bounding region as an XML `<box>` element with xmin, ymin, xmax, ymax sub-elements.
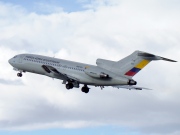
<box><xmin>128</xmin><ymin>80</ymin><xmax>137</xmax><ymax>85</ymax></box>
<box><xmin>84</xmin><ymin>68</ymin><xmax>109</xmax><ymax>79</ymax></box>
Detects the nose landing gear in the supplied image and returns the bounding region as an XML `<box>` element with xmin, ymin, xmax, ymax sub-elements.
<box><xmin>17</xmin><ymin>72</ymin><xmax>22</xmax><ymax>77</ymax></box>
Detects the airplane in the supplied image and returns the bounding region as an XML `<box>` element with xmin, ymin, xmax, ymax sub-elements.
<box><xmin>8</xmin><ymin>50</ymin><xmax>177</xmax><ymax>93</ymax></box>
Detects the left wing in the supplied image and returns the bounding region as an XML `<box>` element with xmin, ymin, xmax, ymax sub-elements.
<box><xmin>42</xmin><ymin>65</ymin><xmax>64</xmax><ymax>76</ymax></box>
<box><xmin>42</xmin><ymin>65</ymin><xmax>80</xmax><ymax>82</ymax></box>
<box><xmin>113</xmin><ymin>85</ymin><xmax>152</xmax><ymax>90</ymax></box>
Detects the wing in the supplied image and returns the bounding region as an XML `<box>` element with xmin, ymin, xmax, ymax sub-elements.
<box><xmin>113</xmin><ymin>85</ymin><xmax>152</xmax><ymax>90</ymax></box>
<box><xmin>42</xmin><ymin>65</ymin><xmax>80</xmax><ymax>82</ymax></box>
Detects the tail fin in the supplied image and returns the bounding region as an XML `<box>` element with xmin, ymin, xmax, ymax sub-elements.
<box><xmin>113</xmin><ymin>50</ymin><xmax>176</xmax><ymax>78</ymax></box>
<box><xmin>96</xmin><ymin>50</ymin><xmax>176</xmax><ymax>78</ymax></box>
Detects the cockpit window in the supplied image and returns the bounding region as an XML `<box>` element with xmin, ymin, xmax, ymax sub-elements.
<box><xmin>13</xmin><ymin>56</ymin><xmax>17</xmax><ymax>58</ymax></box>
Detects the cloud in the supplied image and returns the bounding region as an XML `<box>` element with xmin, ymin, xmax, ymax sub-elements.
<box><xmin>0</xmin><ymin>79</ymin><xmax>23</xmax><ymax>85</ymax></box>
<box><xmin>33</xmin><ymin>2</ymin><xmax>63</xmax><ymax>14</ymax></box>
<box><xmin>0</xmin><ymin>0</ymin><xmax>180</xmax><ymax>134</ymax></box>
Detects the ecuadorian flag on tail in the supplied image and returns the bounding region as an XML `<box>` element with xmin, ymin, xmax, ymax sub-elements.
<box><xmin>125</xmin><ymin>59</ymin><xmax>150</xmax><ymax>76</ymax></box>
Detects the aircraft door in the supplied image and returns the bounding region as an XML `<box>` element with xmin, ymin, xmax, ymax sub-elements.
<box><xmin>18</xmin><ymin>55</ymin><xmax>23</xmax><ymax>63</ymax></box>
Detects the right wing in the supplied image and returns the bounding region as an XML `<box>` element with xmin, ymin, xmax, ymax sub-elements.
<box><xmin>113</xmin><ymin>85</ymin><xmax>152</xmax><ymax>90</ymax></box>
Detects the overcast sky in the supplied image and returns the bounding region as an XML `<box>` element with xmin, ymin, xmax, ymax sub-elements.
<box><xmin>0</xmin><ymin>0</ymin><xmax>180</xmax><ymax>135</ymax></box>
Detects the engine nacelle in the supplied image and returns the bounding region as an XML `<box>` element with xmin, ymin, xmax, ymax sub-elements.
<box><xmin>128</xmin><ymin>80</ymin><xmax>137</xmax><ymax>85</ymax></box>
<box><xmin>99</xmin><ymin>72</ymin><xmax>109</xmax><ymax>78</ymax></box>
<box><xmin>96</xmin><ymin>59</ymin><xmax>115</xmax><ymax>70</ymax></box>
<box><xmin>84</xmin><ymin>68</ymin><xmax>109</xmax><ymax>79</ymax></box>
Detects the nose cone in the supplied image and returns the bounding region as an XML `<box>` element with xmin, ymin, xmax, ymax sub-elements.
<box><xmin>8</xmin><ymin>58</ymin><xmax>13</xmax><ymax>65</ymax></box>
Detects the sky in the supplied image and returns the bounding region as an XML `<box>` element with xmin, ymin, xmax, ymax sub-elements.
<box><xmin>0</xmin><ymin>0</ymin><xmax>180</xmax><ymax>135</ymax></box>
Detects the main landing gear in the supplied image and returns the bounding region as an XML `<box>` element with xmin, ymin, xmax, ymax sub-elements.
<box><xmin>81</xmin><ymin>85</ymin><xmax>89</xmax><ymax>93</ymax></box>
<box><xmin>66</xmin><ymin>82</ymin><xmax>74</xmax><ymax>90</ymax></box>
<box><xmin>17</xmin><ymin>72</ymin><xmax>22</xmax><ymax>77</ymax></box>
<box><xmin>65</xmin><ymin>82</ymin><xmax>90</xmax><ymax>93</ymax></box>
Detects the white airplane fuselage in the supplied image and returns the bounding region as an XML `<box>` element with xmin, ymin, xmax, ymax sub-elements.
<box><xmin>8</xmin><ymin>54</ymin><xmax>130</xmax><ymax>86</ymax></box>
<box><xmin>9</xmin><ymin>51</ymin><xmax>176</xmax><ymax>93</ymax></box>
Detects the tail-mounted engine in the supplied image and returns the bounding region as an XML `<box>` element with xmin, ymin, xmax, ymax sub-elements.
<box><xmin>84</xmin><ymin>68</ymin><xmax>109</xmax><ymax>79</ymax></box>
<box><xmin>99</xmin><ymin>72</ymin><xmax>109</xmax><ymax>78</ymax></box>
<box><xmin>128</xmin><ymin>79</ymin><xmax>137</xmax><ymax>85</ymax></box>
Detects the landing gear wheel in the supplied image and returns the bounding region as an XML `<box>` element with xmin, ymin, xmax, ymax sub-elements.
<box><xmin>66</xmin><ymin>83</ymin><xmax>74</xmax><ymax>90</ymax></box>
<box><xmin>84</xmin><ymin>88</ymin><xmax>89</xmax><ymax>93</ymax></box>
<box><xmin>81</xmin><ymin>85</ymin><xmax>89</xmax><ymax>93</ymax></box>
<box><xmin>17</xmin><ymin>73</ymin><xmax>22</xmax><ymax>77</ymax></box>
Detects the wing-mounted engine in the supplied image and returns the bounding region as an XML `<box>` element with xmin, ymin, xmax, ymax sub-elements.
<box><xmin>84</xmin><ymin>67</ymin><xmax>109</xmax><ymax>79</ymax></box>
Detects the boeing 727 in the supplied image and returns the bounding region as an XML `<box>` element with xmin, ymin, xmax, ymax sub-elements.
<box><xmin>8</xmin><ymin>50</ymin><xmax>176</xmax><ymax>93</ymax></box>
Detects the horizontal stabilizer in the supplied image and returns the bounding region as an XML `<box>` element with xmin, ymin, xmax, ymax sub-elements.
<box><xmin>138</xmin><ymin>52</ymin><xmax>177</xmax><ymax>62</ymax></box>
<box><xmin>159</xmin><ymin>57</ymin><xmax>177</xmax><ymax>62</ymax></box>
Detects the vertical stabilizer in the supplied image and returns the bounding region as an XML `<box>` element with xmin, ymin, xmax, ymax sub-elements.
<box><xmin>112</xmin><ymin>50</ymin><xmax>176</xmax><ymax>78</ymax></box>
<box><xmin>113</xmin><ymin>51</ymin><xmax>151</xmax><ymax>78</ymax></box>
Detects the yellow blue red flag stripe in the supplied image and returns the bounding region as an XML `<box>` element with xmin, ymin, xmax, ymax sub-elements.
<box><xmin>125</xmin><ymin>60</ymin><xmax>150</xmax><ymax>76</ymax></box>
